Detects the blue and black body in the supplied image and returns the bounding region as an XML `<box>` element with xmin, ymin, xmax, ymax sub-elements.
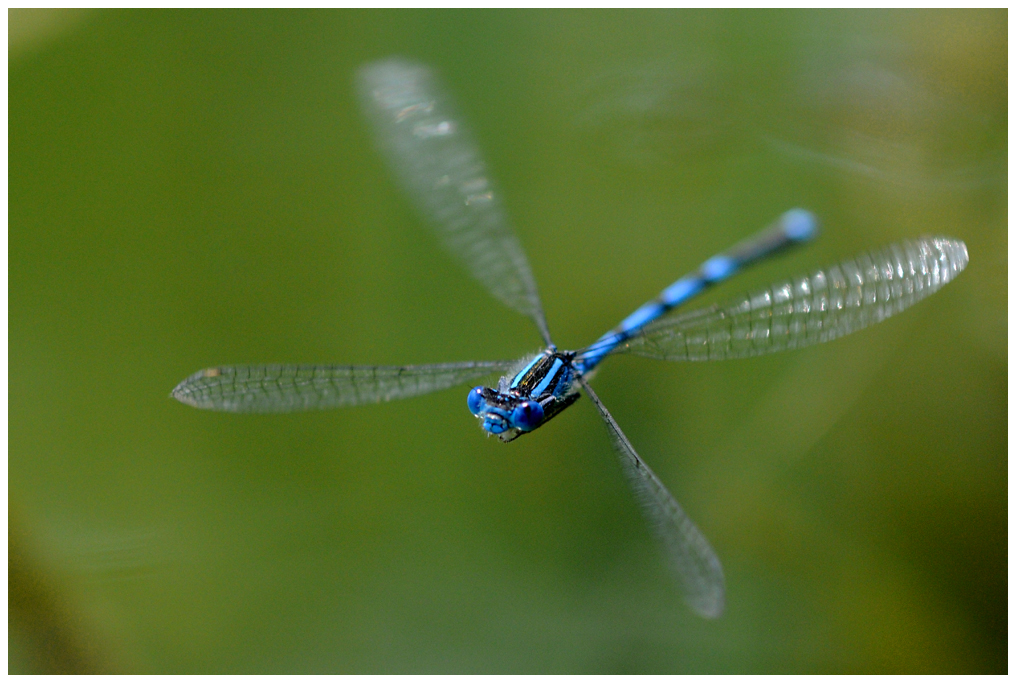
<box><xmin>466</xmin><ymin>349</ymin><xmax>580</xmax><ymax>441</ymax></box>
<box><xmin>171</xmin><ymin>59</ymin><xmax>968</xmax><ymax>619</ymax></box>
<box><xmin>466</xmin><ymin>209</ymin><xmax>818</xmax><ymax>442</ymax></box>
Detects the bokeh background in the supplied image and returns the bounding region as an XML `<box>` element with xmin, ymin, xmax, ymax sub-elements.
<box><xmin>9</xmin><ymin>9</ymin><xmax>1006</xmax><ymax>673</ymax></box>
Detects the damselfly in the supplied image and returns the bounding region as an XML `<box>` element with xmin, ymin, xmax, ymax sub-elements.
<box><xmin>172</xmin><ymin>59</ymin><xmax>968</xmax><ymax>618</ymax></box>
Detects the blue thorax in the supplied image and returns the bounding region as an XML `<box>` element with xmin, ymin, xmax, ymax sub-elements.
<box><xmin>467</xmin><ymin>348</ymin><xmax>580</xmax><ymax>442</ymax></box>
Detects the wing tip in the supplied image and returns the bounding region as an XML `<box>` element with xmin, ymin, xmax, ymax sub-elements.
<box><xmin>356</xmin><ymin>57</ymin><xmax>433</xmax><ymax>106</ymax></box>
<box><xmin>170</xmin><ymin>368</ymin><xmax>220</xmax><ymax>409</ymax></box>
<box><xmin>938</xmin><ymin>236</ymin><xmax>970</xmax><ymax>274</ymax></box>
<box><xmin>169</xmin><ymin>381</ymin><xmax>198</xmax><ymax>407</ymax></box>
<box><xmin>688</xmin><ymin>591</ymin><xmax>726</xmax><ymax>620</ymax></box>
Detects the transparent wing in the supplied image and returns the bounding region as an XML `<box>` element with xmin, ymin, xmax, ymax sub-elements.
<box><xmin>610</xmin><ymin>236</ymin><xmax>967</xmax><ymax>361</ymax></box>
<box><xmin>358</xmin><ymin>59</ymin><xmax>552</xmax><ymax>345</ymax></box>
<box><xmin>576</xmin><ymin>376</ymin><xmax>725</xmax><ymax>619</ymax></box>
<box><xmin>171</xmin><ymin>360</ymin><xmax>516</xmax><ymax>413</ymax></box>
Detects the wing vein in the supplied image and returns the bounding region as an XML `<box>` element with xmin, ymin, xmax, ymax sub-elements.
<box><xmin>171</xmin><ymin>360</ymin><xmax>516</xmax><ymax>413</ymax></box>
<box><xmin>603</xmin><ymin>237</ymin><xmax>967</xmax><ymax>362</ymax></box>
<box><xmin>358</xmin><ymin>59</ymin><xmax>552</xmax><ymax>345</ymax></box>
<box><xmin>577</xmin><ymin>375</ymin><xmax>725</xmax><ymax>618</ymax></box>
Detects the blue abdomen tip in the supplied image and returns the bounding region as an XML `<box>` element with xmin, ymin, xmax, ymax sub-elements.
<box><xmin>782</xmin><ymin>208</ymin><xmax>819</xmax><ymax>242</ymax></box>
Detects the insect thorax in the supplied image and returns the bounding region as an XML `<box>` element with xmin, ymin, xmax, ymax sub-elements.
<box><xmin>468</xmin><ymin>349</ymin><xmax>581</xmax><ymax>442</ymax></box>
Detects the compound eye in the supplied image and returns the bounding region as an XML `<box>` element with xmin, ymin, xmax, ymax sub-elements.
<box><xmin>510</xmin><ymin>400</ymin><xmax>545</xmax><ymax>431</ymax></box>
<box><xmin>466</xmin><ymin>386</ymin><xmax>486</xmax><ymax>415</ymax></box>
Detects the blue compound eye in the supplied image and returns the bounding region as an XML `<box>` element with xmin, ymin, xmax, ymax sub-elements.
<box><xmin>510</xmin><ymin>401</ymin><xmax>544</xmax><ymax>431</ymax></box>
<box><xmin>466</xmin><ymin>386</ymin><xmax>486</xmax><ymax>415</ymax></box>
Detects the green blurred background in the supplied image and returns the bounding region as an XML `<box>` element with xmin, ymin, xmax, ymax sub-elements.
<box><xmin>9</xmin><ymin>9</ymin><xmax>1006</xmax><ymax>673</ymax></box>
